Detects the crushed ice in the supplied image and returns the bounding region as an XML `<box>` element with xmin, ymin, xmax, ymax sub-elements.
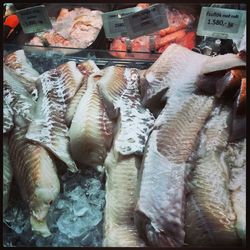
<box><xmin>3</xmin><ymin>168</ymin><xmax>105</xmax><ymax>247</ymax></box>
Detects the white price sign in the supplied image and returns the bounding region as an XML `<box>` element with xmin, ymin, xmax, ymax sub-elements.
<box><xmin>16</xmin><ymin>5</ymin><xmax>52</xmax><ymax>34</ymax></box>
<box><xmin>197</xmin><ymin>7</ymin><xmax>246</xmax><ymax>39</ymax></box>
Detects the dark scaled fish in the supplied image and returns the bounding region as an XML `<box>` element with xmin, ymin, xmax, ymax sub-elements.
<box><xmin>185</xmin><ymin>107</ymin><xmax>239</xmax><ymax>246</ymax></box>
<box><xmin>26</xmin><ymin>65</ymin><xmax>79</xmax><ymax>173</ymax></box>
<box><xmin>3</xmin><ymin>136</ymin><xmax>13</xmax><ymax>212</ymax></box>
<box><xmin>9</xmin><ymin>126</ymin><xmax>60</xmax><ymax>237</ymax></box>
<box><xmin>135</xmin><ymin>94</ymin><xmax>214</xmax><ymax>247</ymax></box>
<box><xmin>65</xmin><ymin>60</ymin><xmax>100</xmax><ymax>126</ymax></box>
<box><xmin>69</xmin><ymin>72</ymin><xmax>114</xmax><ymax>168</ymax></box>
<box><xmin>4</xmin><ymin>50</ymin><xmax>40</xmax><ymax>100</ymax></box>
<box><xmin>103</xmin><ymin>147</ymin><xmax>145</xmax><ymax>247</ymax></box>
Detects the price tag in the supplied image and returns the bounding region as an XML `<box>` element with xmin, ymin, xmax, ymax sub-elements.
<box><xmin>122</xmin><ymin>4</ymin><xmax>168</xmax><ymax>39</ymax></box>
<box><xmin>16</xmin><ymin>5</ymin><xmax>52</xmax><ymax>34</ymax></box>
<box><xmin>197</xmin><ymin>7</ymin><xmax>246</xmax><ymax>39</ymax></box>
<box><xmin>102</xmin><ymin>7</ymin><xmax>141</xmax><ymax>39</ymax></box>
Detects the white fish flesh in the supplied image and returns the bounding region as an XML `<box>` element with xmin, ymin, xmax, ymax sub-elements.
<box><xmin>69</xmin><ymin>72</ymin><xmax>113</xmax><ymax>167</ymax></box>
<box><xmin>26</xmin><ymin>66</ymin><xmax>78</xmax><ymax>173</ymax></box>
<box><xmin>135</xmin><ymin>94</ymin><xmax>214</xmax><ymax>247</ymax></box>
<box><xmin>9</xmin><ymin>127</ymin><xmax>60</xmax><ymax>237</ymax></box>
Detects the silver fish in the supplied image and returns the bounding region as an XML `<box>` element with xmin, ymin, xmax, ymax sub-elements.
<box><xmin>9</xmin><ymin>126</ymin><xmax>60</xmax><ymax>237</ymax></box>
<box><xmin>135</xmin><ymin>94</ymin><xmax>214</xmax><ymax>247</ymax></box>
<box><xmin>185</xmin><ymin>108</ymin><xmax>239</xmax><ymax>246</ymax></box>
<box><xmin>4</xmin><ymin>50</ymin><xmax>40</xmax><ymax>100</ymax></box>
<box><xmin>69</xmin><ymin>72</ymin><xmax>113</xmax><ymax>167</ymax></box>
<box><xmin>3</xmin><ymin>99</ymin><xmax>14</xmax><ymax>133</ymax></box>
<box><xmin>3</xmin><ymin>136</ymin><xmax>13</xmax><ymax>212</ymax></box>
<box><xmin>26</xmin><ymin>66</ymin><xmax>78</xmax><ymax>173</ymax></box>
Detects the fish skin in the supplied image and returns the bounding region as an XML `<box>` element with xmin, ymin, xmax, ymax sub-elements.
<box><xmin>9</xmin><ymin>127</ymin><xmax>60</xmax><ymax>237</ymax></box>
<box><xmin>185</xmin><ymin>108</ymin><xmax>239</xmax><ymax>246</ymax></box>
<box><xmin>140</xmin><ymin>44</ymin><xmax>209</xmax><ymax>107</ymax></box>
<box><xmin>26</xmin><ymin>67</ymin><xmax>78</xmax><ymax>173</ymax></box>
<box><xmin>3</xmin><ymin>136</ymin><xmax>13</xmax><ymax>212</ymax></box>
<box><xmin>69</xmin><ymin>72</ymin><xmax>114</xmax><ymax>168</ymax></box>
<box><xmin>135</xmin><ymin>94</ymin><xmax>214</xmax><ymax>247</ymax></box>
<box><xmin>4</xmin><ymin>50</ymin><xmax>39</xmax><ymax>100</ymax></box>
<box><xmin>3</xmin><ymin>67</ymin><xmax>36</xmax><ymax>128</ymax></box>
<box><xmin>65</xmin><ymin>60</ymin><xmax>100</xmax><ymax>126</ymax></box>
<box><xmin>103</xmin><ymin>147</ymin><xmax>145</xmax><ymax>247</ymax></box>
<box><xmin>3</xmin><ymin>99</ymin><xmax>14</xmax><ymax>133</ymax></box>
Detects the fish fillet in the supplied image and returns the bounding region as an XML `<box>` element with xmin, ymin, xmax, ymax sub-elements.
<box><xmin>103</xmin><ymin>147</ymin><xmax>145</xmax><ymax>247</ymax></box>
<box><xmin>185</xmin><ymin>108</ymin><xmax>239</xmax><ymax>246</ymax></box>
<box><xmin>4</xmin><ymin>50</ymin><xmax>39</xmax><ymax>100</ymax></box>
<box><xmin>227</xmin><ymin>139</ymin><xmax>246</xmax><ymax>242</ymax></box>
<box><xmin>4</xmin><ymin>67</ymin><xmax>36</xmax><ymax>128</ymax></box>
<box><xmin>3</xmin><ymin>99</ymin><xmax>14</xmax><ymax>133</ymax></box>
<box><xmin>140</xmin><ymin>44</ymin><xmax>209</xmax><ymax>107</ymax></box>
<box><xmin>26</xmin><ymin>67</ymin><xmax>78</xmax><ymax>173</ymax></box>
<box><xmin>3</xmin><ymin>136</ymin><xmax>13</xmax><ymax>212</ymax></box>
<box><xmin>65</xmin><ymin>60</ymin><xmax>100</xmax><ymax>126</ymax></box>
<box><xmin>9</xmin><ymin>127</ymin><xmax>60</xmax><ymax>237</ymax></box>
<box><xmin>69</xmin><ymin>72</ymin><xmax>113</xmax><ymax>167</ymax></box>
<box><xmin>135</xmin><ymin>94</ymin><xmax>214</xmax><ymax>247</ymax></box>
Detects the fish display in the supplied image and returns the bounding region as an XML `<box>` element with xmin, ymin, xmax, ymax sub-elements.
<box><xmin>29</xmin><ymin>7</ymin><xmax>103</xmax><ymax>49</ymax></box>
<box><xmin>65</xmin><ymin>60</ymin><xmax>100</xmax><ymax>126</ymax></box>
<box><xmin>135</xmin><ymin>94</ymin><xmax>214</xmax><ymax>247</ymax></box>
<box><xmin>9</xmin><ymin>126</ymin><xmax>60</xmax><ymax>237</ymax></box>
<box><xmin>4</xmin><ymin>50</ymin><xmax>39</xmax><ymax>99</ymax></box>
<box><xmin>3</xmin><ymin>99</ymin><xmax>14</xmax><ymax>133</ymax></box>
<box><xmin>69</xmin><ymin>72</ymin><xmax>114</xmax><ymax>168</ymax></box>
<box><xmin>185</xmin><ymin>107</ymin><xmax>239</xmax><ymax>246</ymax></box>
<box><xmin>103</xmin><ymin>147</ymin><xmax>145</xmax><ymax>247</ymax></box>
<box><xmin>3</xmin><ymin>136</ymin><xmax>13</xmax><ymax>212</ymax></box>
<box><xmin>26</xmin><ymin>64</ymin><xmax>79</xmax><ymax>173</ymax></box>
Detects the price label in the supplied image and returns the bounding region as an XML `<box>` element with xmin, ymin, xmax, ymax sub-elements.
<box><xmin>123</xmin><ymin>4</ymin><xmax>168</xmax><ymax>39</ymax></box>
<box><xmin>197</xmin><ymin>7</ymin><xmax>246</xmax><ymax>39</ymax></box>
<box><xmin>16</xmin><ymin>5</ymin><xmax>52</xmax><ymax>34</ymax></box>
<box><xmin>102</xmin><ymin>7</ymin><xmax>141</xmax><ymax>39</ymax></box>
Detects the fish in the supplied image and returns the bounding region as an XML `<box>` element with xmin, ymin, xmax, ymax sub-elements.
<box><xmin>226</xmin><ymin>139</ymin><xmax>246</xmax><ymax>242</ymax></box>
<box><xmin>185</xmin><ymin>107</ymin><xmax>239</xmax><ymax>246</ymax></box>
<box><xmin>3</xmin><ymin>99</ymin><xmax>14</xmax><ymax>133</ymax></box>
<box><xmin>9</xmin><ymin>126</ymin><xmax>60</xmax><ymax>237</ymax></box>
<box><xmin>26</xmin><ymin>66</ymin><xmax>78</xmax><ymax>173</ymax></box>
<box><xmin>3</xmin><ymin>136</ymin><xmax>13</xmax><ymax>212</ymax></box>
<box><xmin>103</xmin><ymin>146</ymin><xmax>145</xmax><ymax>247</ymax></box>
<box><xmin>65</xmin><ymin>60</ymin><xmax>100</xmax><ymax>126</ymax></box>
<box><xmin>140</xmin><ymin>44</ymin><xmax>209</xmax><ymax>107</ymax></box>
<box><xmin>216</xmin><ymin>69</ymin><xmax>246</xmax><ymax>98</ymax></box>
<box><xmin>69</xmin><ymin>72</ymin><xmax>114</xmax><ymax>168</ymax></box>
<box><xmin>98</xmin><ymin>66</ymin><xmax>131</xmax><ymax>119</ymax></box>
<box><xmin>4</xmin><ymin>67</ymin><xmax>36</xmax><ymax>128</ymax></box>
<box><xmin>200</xmin><ymin>53</ymin><xmax>246</xmax><ymax>75</ymax></box>
<box><xmin>4</xmin><ymin>50</ymin><xmax>40</xmax><ymax>100</ymax></box>
<box><xmin>135</xmin><ymin>94</ymin><xmax>214</xmax><ymax>247</ymax></box>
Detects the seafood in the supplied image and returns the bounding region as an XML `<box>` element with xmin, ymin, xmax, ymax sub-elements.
<box><xmin>185</xmin><ymin>107</ymin><xmax>239</xmax><ymax>246</ymax></box>
<box><xmin>65</xmin><ymin>60</ymin><xmax>100</xmax><ymax>126</ymax></box>
<box><xmin>26</xmin><ymin>65</ymin><xmax>78</xmax><ymax>173</ymax></box>
<box><xmin>9</xmin><ymin>126</ymin><xmax>60</xmax><ymax>237</ymax></box>
<box><xmin>3</xmin><ymin>136</ymin><xmax>13</xmax><ymax>212</ymax></box>
<box><xmin>3</xmin><ymin>99</ymin><xmax>14</xmax><ymax>133</ymax></box>
<box><xmin>135</xmin><ymin>94</ymin><xmax>214</xmax><ymax>247</ymax></box>
<box><xmin>69</xmin><ymin>72</ymin><xmax>113</xmax><ymax>168</ymax></box>
<box><xmin>3</xmin><ymin>50</ymin><xmax>39</xmax><ymax>99</ymax></box>
<box><xmin>140</xmin><ymin>44</ymin><xmax>209</xmax><ymax>107</ymax></box>
<box><xmin>4</xmin><ymin>67</ymin><xmax>36</xmax><ymax>128</ymax></box>
<box><xmin>103</xmin><ymin>147</ymin><xmax>145</xmax><ymax>247</ymax></box>
<box><xmin>29</xmin><ymin>7</ymin><xmax>103</xmax><ymax>49</ymax></box>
